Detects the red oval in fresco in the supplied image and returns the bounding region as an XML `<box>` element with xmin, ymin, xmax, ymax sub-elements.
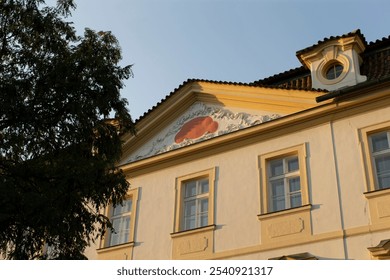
<box><xmin>174</xmin><ymin>116</ymin><xmax>218</xmax><ymax>144</ymax></box>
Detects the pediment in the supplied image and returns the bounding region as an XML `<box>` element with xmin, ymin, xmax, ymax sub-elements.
<box><xmin>120</xmin><ymin>81</ymin><xmax>323</xmax><ymax>164</ymax></box>
<box><xmin>122</xmin><ymin>102</ymin><xmax>281</xmax><ymax>163</ymax></box>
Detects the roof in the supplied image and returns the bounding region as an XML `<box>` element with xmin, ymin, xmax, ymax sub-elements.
<box><xmin>361</xmin><ymin>35</ymin><xmax>390</xmax><ymax>80</ymax></box>
<box><xmin>295</xmin><ymin>29</ymin><xmax>367</xmax><ymax>60</ymax></box>
<box><xmin>250</xmin><ymin>66</ymin><xmax>311</xmax><ymax>90</ymax></box>
<box><xmin>134</xmin><ymin>30</ymin><xmax>390</xmax><ymax>123</ymax></box>
<box><xmin>135</xmin><ymin>78</ymin><xmax>325</xmax><ymax>122</ymax></box>
<box><xmin>253</xmin><ymin>30</ymin><xmax>390</xmax><ymax>91</ymax></box>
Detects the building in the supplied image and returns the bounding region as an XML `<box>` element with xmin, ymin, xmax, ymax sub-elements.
<box><xmin>89</xmin><ymin>30</ymin><xmax>390</xmax><ymax>260</ymax></box>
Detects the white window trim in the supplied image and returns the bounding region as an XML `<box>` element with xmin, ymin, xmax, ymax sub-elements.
<box><xmin>101</xmin><ymin>188</ymin><xmax>139</xmax><ymax>248</ymax></box>
<box><xmin>174</xmin><ymin>168</ymin><xmax>215</xmax><ymax>233</ymax></box>
<box><xmin>369</xmin><ymin>131</ymin><xmax>390</xmax><ymax>190</ymax></box>
<box><xmin>183</xmin><ymin>178</ymin><xmax>209</xmax><ymax>230</ymax></box>
<box><xmin>259</xmin><ymin>144</ymin><xmax>309</xmax><ymax>214</ymax></box>
<box><xmin>268</xmin><ymin>155</ymin><xmax>301</xmax><ymax>212</ymax></box>
<box><xmin>360</xmin><ymin>121</ymin><xmax>390</xmax><ymax>192</ymax></box>
<box><xmin>108</xmin><ymin>199</ymin><xmax>132</xmax><ymax>246</ymax></box>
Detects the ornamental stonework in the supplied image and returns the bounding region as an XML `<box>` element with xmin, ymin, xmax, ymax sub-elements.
<box><xmin>124</xmin><ymin>102</ymin><xmax>281</xmax><ymax>163</ymax></box>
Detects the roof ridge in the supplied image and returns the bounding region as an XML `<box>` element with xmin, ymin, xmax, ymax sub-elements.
<box><xmin>366</xmin><ymin>34</ymin><xmax>390</xmax><ymax>52</ymax></box>
<box><xmin>368</xmin><ymin>34</ymin><xmax>390</xmax><ymax>46</ymax></box>
<box><xmin>251</xmin><ymin>66</ymin><xmax>308</xmax><ymax>85</ymax></box>
<box><xmin>296</xmin><ymin>29</ymin><xmax>367</xmax><ymax>56</ymax></box>
<box><xmin>135</xmin><ymin>77</ymin><xmax>325</xmax><ymax>122</ymax></box>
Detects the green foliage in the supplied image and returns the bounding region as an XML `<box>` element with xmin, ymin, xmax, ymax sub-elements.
<box><xmin>0</xmin><ymin>0</ymin><xmax>135</xmax><ymax>259</ymax></box>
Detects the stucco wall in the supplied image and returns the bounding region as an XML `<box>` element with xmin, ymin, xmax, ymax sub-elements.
<box><xmin>88</xmin><ymin>95</ymin><xmax>390</xmax><ymax>260</ymax></box>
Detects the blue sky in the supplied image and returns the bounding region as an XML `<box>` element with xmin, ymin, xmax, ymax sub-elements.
<box><xmin>63</xmin><ymin>0</ymin><xmax>390</xmax><ymax>120</ymax></box>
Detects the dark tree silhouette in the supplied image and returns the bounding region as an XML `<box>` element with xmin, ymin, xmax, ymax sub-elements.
<box><xmin>0</xmin><ymin>0</ymin><xmax>135</xmax><ymax>259</ymax></box>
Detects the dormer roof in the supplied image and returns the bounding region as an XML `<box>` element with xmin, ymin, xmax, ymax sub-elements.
<box><xmin>295</xmin><ymin>29</ymin><xmax>367</xmax><ymax>67</ymax></box>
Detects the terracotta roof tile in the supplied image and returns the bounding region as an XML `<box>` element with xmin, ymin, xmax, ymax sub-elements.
<box><xmin>295</xmin><ymin>29</ymin><xmax>367</xmax><ymax>58</ymax></box>
<box><xmin>253</xmin><ymin>30</ymin><xmax>390</xmax><ymax>92</ymax></box>
<box><xmin>361</xmin><ymin>35</ymin><xmax>390</xmax><ymax>81</ymax></box>
<box><xmin>135</xmin><ymin>78</ymin><xmax>325</xmax><ymax>122</ymax></box>
<box><xmin>251</xmin><ymin>66</ymin><xmax>312</xmax><ymax>90</ymax></box>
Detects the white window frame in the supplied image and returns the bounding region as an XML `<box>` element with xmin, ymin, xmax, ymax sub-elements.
<box><xmin>182</xmin><ymin>178</ymin><xmax>209</xmax><ymax>231</ymax></box>
<box><xmin>174</xmin><ymin>168</ymin><xmax>215</xmax><ymax>232</ymax></box>
<box><xmin>268</xmin><ymin>155</ymin><xmax>302</xmax><ymax>212</ymax></box>
<box><xmin>108</xmin><ymin>198</ymin><xmax>132</xmax><ymax>247</ymax></box>
<box><xmin>360</xmin><ymin>122</ymin><xmax>390</xmax><ymax>192</ymax></box>
<box><xmin>259</xmin><ymin>144</ymin><xmax>309</xmax><ymax>214</ymax></box>
<box><xmin>369</xmin><ymin>131</ymin><xmax>390</xmax><ymax>190</ymax></box>
<box><xmin>102</xmin><ymin>188</ymin><xmax>138</xmax><ymax>248</ymax></box>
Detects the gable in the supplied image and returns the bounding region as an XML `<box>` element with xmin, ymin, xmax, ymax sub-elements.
<box><xmin>120</xmin><ymin>81</ymin><xmax>324</xmax><ymax>164</ymax></box>
<box><xmin>121</xmin><ymin>102</ymin><xmax>281</xmax><ymax>163</ymax></box>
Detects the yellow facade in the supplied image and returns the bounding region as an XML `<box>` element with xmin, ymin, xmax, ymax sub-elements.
<box><xmin>91</xmin><ymin>30</ymin><xmax>390</xmax><ymax>260</ymax></box>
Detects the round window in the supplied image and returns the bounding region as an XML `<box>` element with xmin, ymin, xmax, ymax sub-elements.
<box><xmin>325</xmin><ymin>63</ymin><xmax>344</xmax><ymax>80</ymax></box>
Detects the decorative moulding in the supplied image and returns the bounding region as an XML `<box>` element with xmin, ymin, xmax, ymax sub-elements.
<box><xmin>123</xmin><ymin>102</ymin><xmax>281</xmax><ymax>163</ymax></box>
<box><xmin>297</xmin><ymin>33</ymin><xmax>367</xmax><ymax>91</ymax></box>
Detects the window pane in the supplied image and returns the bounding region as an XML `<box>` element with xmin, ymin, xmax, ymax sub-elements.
<box><xmin>378</xmin><ymin>174</ymin><xmax>390</xmax><ymax>190</ymax></box>
<box><xmin>184</xmin><ymin>200</ymin><xmax>196</xmax><ymax>216</ymax></box>
<box><xmin>184</xmin><ymin>181</ymin><xmax>197</xmax><ymax>198</ymax></box>
<box><xmin>200</xmin><ymin>198</ymin><xmax>208</xmax><ymax>213</ymax></box>
<box><xmin>290</xmin><ymin>193</ymin><xmax>302</xmax><ymax>208</ymax></box>
<box><xmin>110</xmin><ymin>218</ymin><xmax>120</xmax><ymax>246</ymax></box>
<box><xmin>271</xmin><ymin>179</ymin><xmax>285</xmax><ymax>196</ymax></box>
<box><xmin>371</xmin><ymin>132</ymin><xmax>389</xmax><ymax>153</ymax></box>
<box><xmin>113</xmin><ymin>199</ymin><xmax>132</xmax><ymax>216</ymax></box>
<box><xmin>119</xmin><ymin>217</ymin><xmax>130</xmax><ymax>244</ymax></box>
<box><xmin>335</xmin><ymin>64</ymin><xmax>343</xmax><ymax>76</ymax></box>
<box><xmin>200</xmin><ymin>214</ymin><xmax>208</xmax><ymax>227</ymax></box>
<box><xmin>270</xmin><ymin>159</ymin><xmax>284</xmax><ymax>177</ymax></box>
<box><xmin>200</xmin><ymin>179</ymin><xmax>209</xmax><ymax>194</ymax></box>
<box><xmin>287</xmin><ymin>157</ymin><xmax>299</xmax><ymax>172</ymax></box>
<box><xmin>326</xmin><ymin>64</ymin><xmax>343</xmax><ymax>80</ymax></box>
<box><xmin>289</xmin><ymin>177</ymin><xmax>301</xmax><ymax>192</ymax></box>
<box><xmin>110</xmin><ymin>216</ymin><xmax>130</xmax><ymax>246</ymax></box>
<box><xmin>181</xmin><ymin>177</ymin><xmax>210</xmax><ymax>231</ymax></box>
<box><xmin>272</xmin><ymin>197</ymin><xmax>285</xmax><ymax>211</ymax></box>
<box><xmin>184</xmin><ymin>217</ymin><xmax>196</xmax><ymax>230</ymax></box>
<box><xmin>271</xmin><ymin>179</ymin><xmax>285</xmax><ymax>211</ymax></box>
<box><xmin>375</xmin><ymin>155</ymin><xmax>390</xmax><ymax>173</ymax></box>
<box><xmin>123</xmin><ymin>200</ymin><xmax>132</xmax><ymax>213</ymax></box>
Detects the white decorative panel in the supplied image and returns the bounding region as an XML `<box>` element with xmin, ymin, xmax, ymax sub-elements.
<box><xmin>124</xmin><ymin>102</ymin><xmax>281</xmax><ymax>163</ymax></box>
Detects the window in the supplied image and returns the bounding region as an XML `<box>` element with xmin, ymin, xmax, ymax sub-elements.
<box><xmin>259</xmin><ymin>144</ymin><xmax>309</xmax><ymax>214</ymax></box>
<box><xmin>325</xmin><ymin>63</ymin><xmax>343</xmax><ymax>80</ymax></box>
<box><xmin>316</xmin><ymin>55</ymin><xmax>349</xmax><ymax>86</ymax></box>
<box><xmin>360</xmin><ymin>123</ymin><xmax>390</xmax><ymax>192</ymax></box>
<box><xmin>360</xmin><ymin>123</ymin><xmax>390</xmax><ymax>226</ymax></box>
<box><xmin>101</xmin><ymin>188</ymin><xmax>139</xmax><ymax>249</ymax></box>
<box><xmin>174</xmin><ymin>168</ymin><xmax>215</xmax><ymax>232</ymax></box>
<box><xmin>369</xmin><ymin>131</ymin><xmax>390</xmax><ymax>190</ymax></box>
<box><xmin>268</xmin><ymin>155</ymin><xmax>302</xmax><ymax>212</ymax></box>
<box><xmin>108</xmin><ymin>199</ymin><xmax>133</xmax><ymax>246</ymax></box>
<box><xmin>183</xmin><ymin>178</ymin><xmax>209</xmax><ymax>230</ymax></box>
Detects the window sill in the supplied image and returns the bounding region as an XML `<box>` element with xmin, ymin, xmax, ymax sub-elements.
<box><xmin>364</xmin><ymin>187</ymin><xmax>390</xmax><ymax>199</ymax></box>
<box><xmin>257</xmin><ymin>204</ymin><xmax>312</xmax><ymax>221</ymax></box>
<box><xmin>97</xmin><ymin>241</ymin><xmax>134</xmax><ymax>254</ymax></box>
<box><xmin>171</xmin><ymin>224</ymin><xmax>216</xmax><ymax>238</ymax></box>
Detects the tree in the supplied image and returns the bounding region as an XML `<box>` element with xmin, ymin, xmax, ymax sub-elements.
<box><xmin>0</xmin><ymin>0</ymin><xmax>135</xmax><ymax>259</ymax></box>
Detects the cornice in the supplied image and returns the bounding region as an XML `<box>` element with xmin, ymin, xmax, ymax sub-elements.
<box><xmin>120</xmin><ymin>85</ymin><xmax>390</xmax><ymax>178</ymax></box>
<box><xmin>297</xmin><ymin>33</ymin><xmax>366</xmax><ymax>69</ymax></box>
<box><xmin>120</xmin><ymin>82</ymin><xmax>323</xmax><ymax>161</ymax></box>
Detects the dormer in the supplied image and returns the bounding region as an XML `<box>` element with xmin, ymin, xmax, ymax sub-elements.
<box><xmin>297</xmin><ymin>30</ymin><xmax>367</xmax><ymax>91</ymax></box>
